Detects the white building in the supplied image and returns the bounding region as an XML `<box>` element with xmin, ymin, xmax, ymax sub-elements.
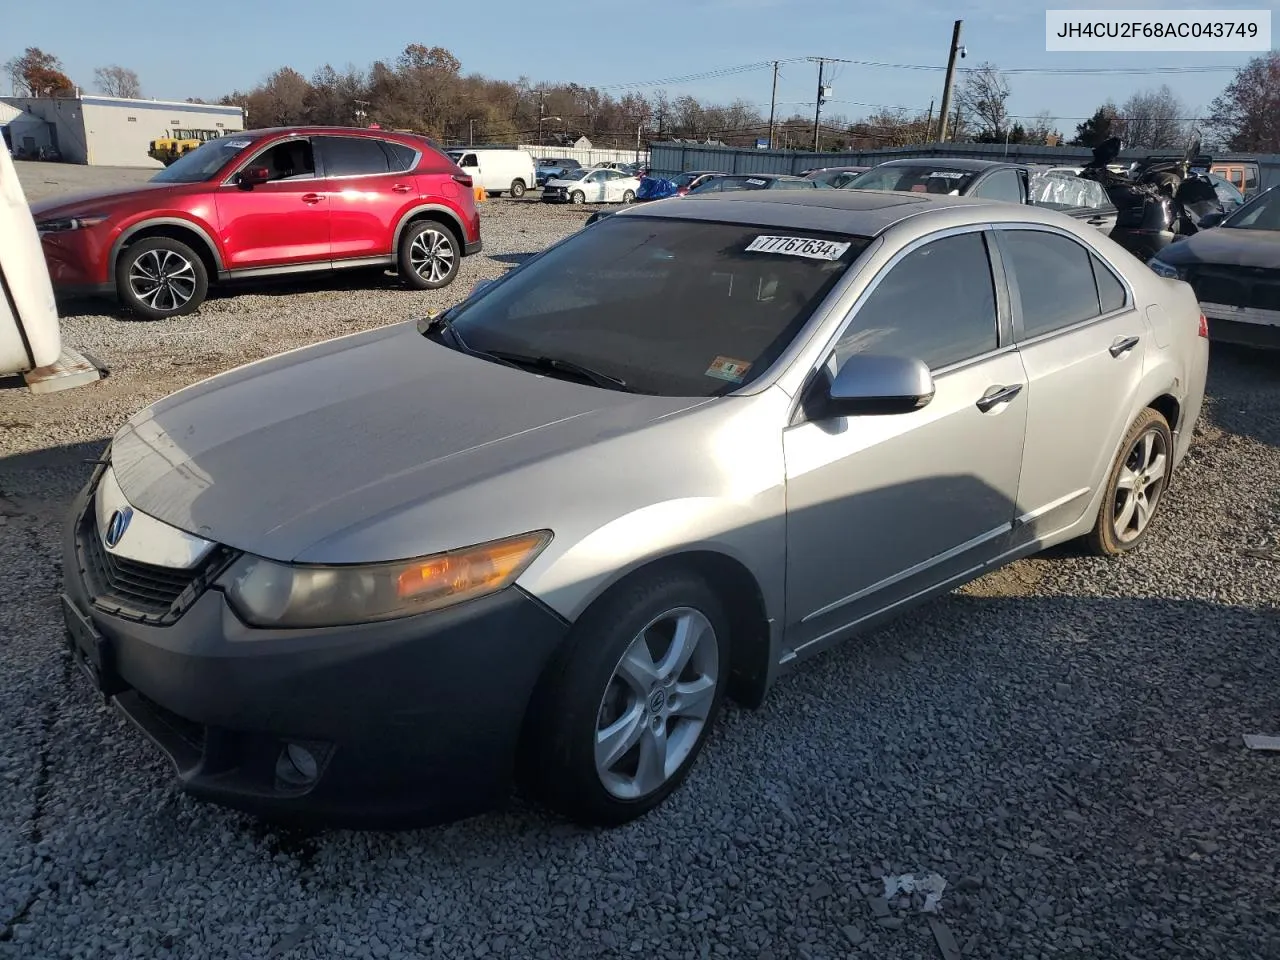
<box><xmin>1</xmin><ymin>95</ymin><xmax>245</xmax><ymax>167</ymax></box>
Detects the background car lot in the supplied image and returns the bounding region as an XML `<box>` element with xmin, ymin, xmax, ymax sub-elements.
<box><xmin>2</xmin><ymin>162</ymin><xmax>1279</xmax><ymax>960</ymax></box>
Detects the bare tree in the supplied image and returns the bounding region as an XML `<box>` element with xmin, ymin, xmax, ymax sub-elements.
<box><xmin>956</xmin><ymin>62</ymin><xmax>1011</xmax><ymax>140</ymax></box>
<box><xmin>94</xmin><ymin>64</ymin><xmax>141</xmax><ymax>99</ymax></box>
<box><xmin>1119</xmin><ymin>85</ymin><xmax>1186</xmax><ymax>149</ymax></box>
<box><xmin>1205</xmin><ymin>51</ymin><xmax>1280</xmax><ymax>152</ymax></box>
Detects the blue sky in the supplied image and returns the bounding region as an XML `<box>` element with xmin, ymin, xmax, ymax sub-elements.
<box><xmin>5</xmin><ymin>0</ymin><xmax>1263</xmax><ymax>134</ymax></box>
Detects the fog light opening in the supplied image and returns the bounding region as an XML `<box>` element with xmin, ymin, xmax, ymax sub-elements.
<box><xmin>276</xmin><ymin>742</ymin><xmax>320</xmax><ymax>787</ymax></box>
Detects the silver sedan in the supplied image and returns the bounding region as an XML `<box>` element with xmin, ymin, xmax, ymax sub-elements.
<box><xmin>61</xmin><ymin>189</ymin><xmax>1209</xmax><ymax>828</ymax></box>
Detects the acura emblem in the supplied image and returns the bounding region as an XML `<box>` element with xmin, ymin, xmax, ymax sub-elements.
<box><xmin>104</xmin><ymin>507</ymin><xmax>134</xmax><ymax>548</ymax></box>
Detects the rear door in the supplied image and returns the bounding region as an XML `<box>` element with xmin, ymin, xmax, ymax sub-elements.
<box><xmin>215</xmin><ymin>136</ymin><xmax>331</xmax><ymax>270</ymax></box>
<box><xmin>996</xmin><ymin>226</ymin><xmax>1147</xmax><ymax>544</ymax></box>
<box><xmin>316</xmin><ymin>135</ymin><xmax>417</xmax><ymax>262</ymax></box>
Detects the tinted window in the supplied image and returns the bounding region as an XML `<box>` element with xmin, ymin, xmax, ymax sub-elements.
<box><xmin>1092</xmin><ymin>255</ymin><xmax>1126</xmax><ymax>313</ymax></box>
<box><xmin>835</xmin><ymin>232</ymin><xmax>998</xmax><ymax>371</ymax></box>
<box><xmin>446</xmin><ymin>218</ymin><xmax>870</xmax><ymax>397</ymax></box>
<box><xmin>970</xmin><ymin>169</ymin><xmax>1023</xmax><ymax>203</ymax></box>
<box><xmin>248</xmin><ymin>140</ymin><xmax>316</xmax><ymax>182</ymax></box>
<box><xmin>382</xmin><ymin>140</ymin><xmax>419</xmax><ymax>172</ymax></box>
<box><xmin>1002</xmin><ymin>230</ymin><xmax>1102</xmax><ymax>338</ymax></box>
<box><xmin>320</xmin><ymin>137</ymin><xmax>390</xmax><ymax>177</ymax></box>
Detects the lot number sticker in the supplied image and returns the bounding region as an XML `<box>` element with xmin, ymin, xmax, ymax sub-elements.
<box><xmin>745</xmin><ymin>235</ymin><xmax>851</xmax><ymax>261</ymax></box>
<box><xmin>705</xmin><ymin>356</ymin><xmax>752</xmax><ymax>383</ymax></box>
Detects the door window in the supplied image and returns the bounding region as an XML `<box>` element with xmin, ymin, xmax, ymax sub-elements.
<box><xmin>245</xmin><ymin>139</ymin><xmax>316</xmax><ymax>181</ymax></box>
<box><xmin>458</xmin><ymin>153</ymin><xmax>479</xmax><ymax>168</ymax></box>
<box><xmin>381</xmin><ymin>140</ymin><xmax>419</xmax><ymax>173</ymax></box>
<box><xmin>318</xmin><ymin>137</ymin><xmax>391</xmax><ymax>177</ymax></box>
<box><xmin>833</xmin><ymin>231</ymin><xmax>999</xmax><ymax>371</ymax></box>
<box><xmin>1092</xmin><ymin>255</ymin><xmax>1127</xmax><ymax>313</ymax></box>
<box><xmin>1001</xmin><ymin>230</ymin><xmax>1114</xmax><ymax>338</ymax></box>
<box><xmin>970</xmin><ymin>169</ymin><xmax>1023</xmax><ymax>203</ymax></box>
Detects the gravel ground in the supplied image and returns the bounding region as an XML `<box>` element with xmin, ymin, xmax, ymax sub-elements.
<box><xmin>2</xmin><ymin>163</ymin><xmax>1280</xmax><ymax>959</ymax></box>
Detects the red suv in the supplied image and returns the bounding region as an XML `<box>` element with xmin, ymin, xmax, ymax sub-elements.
<box><xmin>31</xmin><ymin>126</ymin><xmax>482</xmax><ymax>320</ymax></box>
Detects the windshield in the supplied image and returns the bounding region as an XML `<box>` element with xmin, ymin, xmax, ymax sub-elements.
<box><xmin>812</xmin><ymin>170</ymin><xmax>863</xmax><ymax>188</ymax></box>
<box><xmin>443</xmin><ymin>216</ymin><xmax>869</xmax><ymax>396</ymax></box>
<box><xmin>716</xmin><ymin>177</ymin><xmax>773</xmax><ymax>192</ymax></box>
<box><xmin>1221</xmin><ymin>187</ymin><xmax>1280</xmax><ymax>230</ymax></box>
<box><xmin>150</xmin><ymin>136</ymin><xmax>254</xmax><ymax>183</ymax></box>
<box><xmin>844</xmin><ymin>164</ymin><xmax>978</xmax><ymax>195</ymax></box>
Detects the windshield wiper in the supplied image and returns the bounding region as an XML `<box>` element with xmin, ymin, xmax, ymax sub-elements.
<box><xmin>418</xmin><ymin>313</ymin><xmax>525</xmax><ymax>371</ymax></box>
<box><xmin>484</xmin><ymin>349</ymin><xmax>633</xmax><ymax>392</ymax></box>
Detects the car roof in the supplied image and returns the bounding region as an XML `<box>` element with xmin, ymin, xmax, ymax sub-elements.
<box><xmin>872</xmin><ymin>157</ymin><xmax>1018</xmax><ymax>171</ymax></box>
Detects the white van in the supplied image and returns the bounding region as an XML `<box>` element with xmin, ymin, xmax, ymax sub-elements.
<box><xmin>0</xmin><ymin>147</ymin><xmax>60</xmax><ymax>377</ymax></box>
<box><xmin>445</xmin><ymin>148</ymin><xmax>537</xmax><ymax>198</ymax></box>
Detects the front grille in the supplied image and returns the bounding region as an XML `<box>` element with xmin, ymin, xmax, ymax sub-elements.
<box><xmin>1188</xmin><ymin>266</ymin><xmax>1280</xmax><ymax>312</ymax></box>
<box><xmin>75</xmin><ymin>504</ymin><xmax>237</xmax><ymax>625</ymax></box>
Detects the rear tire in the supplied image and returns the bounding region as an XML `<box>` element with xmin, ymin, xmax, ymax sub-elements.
<box><xmin>398</xmin><ymin>221</ymin><xmax>460</xmax><ymax>290</ymax></box>
<box><xmin>510</xmin><ymin>179</ymin><xmax>526</xmax><ymax>198</ymax></box>
<box><xmin>1085</xmin><ymin>407</ymin><xmax>1173</xmax><ymax>556</ymax></box>
<box><xmin>523</xmin><ymin>569</ymin><xmax>730</xmax><ymax>826</ymax></box>
<box><xmin>115</xmin><ymin>237</ymin><xmax>209</xmax><ymax>320</ymax></box>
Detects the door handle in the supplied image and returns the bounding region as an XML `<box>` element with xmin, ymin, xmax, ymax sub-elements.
<box><xmin>976</xmin><ymin>383</ymin><xmax>1023</xmax><ymax>413</ymax></box>
<box><xmin>392</xmin><ymin>184</ymin><xmax>413</xmax><ymax>194</ymax></box>
<box><xmin>300</xmin><ymin>193</ymin><xmax>322</xmax><ymax>204</ymax></box>
<box><xmin>1109</xmin><ymin>335</ymin><xmax>1140</xmax><ymax>358</ymax></box>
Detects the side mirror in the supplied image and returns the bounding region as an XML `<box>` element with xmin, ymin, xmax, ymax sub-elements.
<box><xmin>238</xmin><ymin>165</ymin><xmax>269</xmax><ymax>187</ymax></box>
<box><xmin>1197</xmin><ymin>210</ymin><xmax>1225</xmax><ymax>229</ymax></box>
<box><xmin>821</xmin><ymin>354</ymin><xmax>935</xmax><ymax>417</ymax></box>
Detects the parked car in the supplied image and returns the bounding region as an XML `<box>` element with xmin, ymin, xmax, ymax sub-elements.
<box><xmin>32</xmin><ymin>126</ymin><xmax>482</xmax><ymax>320</ymax></box>
<box><xmin>1209</xmin><ymin>160</ymin><xmax>1260</xmax><ymax>198</ymax></box>
<box><xmin>592</xmin><ymin>161</ymin><xmax>639</xmax><ymax>175</ymax></box>
<box><xmin>804</xmin><ymin>165</ymin><xmax>869</xmax><ymax>188</ymax></box>
<box><xmin>535</xmin><ymin>158</ymin><xmax>583</xmax><ymax>187</ymax></box>
<box><xmin>60</xmin><ymin>189</ymin><xmax>1206</xmax><ymax>828</ymax></box>
<box><xmin>667</xmin><ymin>170</ymin><xmax>725</xmax><ymax>196</ymax></box>
<box><xmin>445</xmin><ymin>148</ymin><xmax>537</xmax><ymax>198</ymax></box>
<box><xmin>686</xmin><ymin>174</ymin><xmax>826</xmax><ymax>194</ymax></box>
<box><xmin>1148</xmin><ymin>185</ymin><xmax>1280</xmax><ymax>348</ymax></box>
<box><xmin>541</xmin><ymin>167</ymin><xmax>640</xmax><ymax>204</ymax></box>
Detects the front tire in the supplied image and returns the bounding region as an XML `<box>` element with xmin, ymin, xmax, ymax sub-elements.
<box><xmin>570</xmin><ymin>190</ymin><xmax>586</xmax><ymax>205</ymax></box>
<box><xmin>115</xmin><ymin>237</ymin><xmax>208</xmax><ymax>320</ymax></box>
<box><xmin>398</xmin><ymin>221</ymin><xmax>460</xmax><ymax>290</ymax></box>
<box><xmin>510</xmin><ymin>179</ymin><xmax>526</xmax><ymax>198</ymax></box>
<box><xmin>1085</xmin><ymin>407</ymin><xmax>1173</xmax><ymax>556</ymax></box>
<box><xmin>524</xmin><ymin>570</ymin><xmax>730</xmax><ymax>826</ymax></box>
<box><xmin>621</xmin><ymin>189</ymin><xmax>636</xmax><ymax>204</ymax></box>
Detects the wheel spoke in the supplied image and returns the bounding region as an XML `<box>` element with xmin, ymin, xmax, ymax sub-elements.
<box><xmin>1116</xmin><ymin>466</ymin><xmax>1139</xmax><ymax>491</ymax></box>
<box><xmin>1139</xmin><ymin>431</ymin><xmax>1155</xmax><ymax>469</ymax></box>
<box><xmin>1115</xmin><ymin>491</ymin><xmax>1138</xmax><ymax>534</ymax></box>
<box><xmin>595</xmin><ymin>702</ymin><xmax>644</xmax><ymax>771</ymax></box>
<box><xmin>669</xmin><ymin>675</ymin><xmax>715</xmax><ymax>721</ymax></box>
<box><xmin>633</xmin><ymin>723</ymin><xmax>669</xmax><ymax>795</ymax></box>
<box><xmin>1135</xmin><ymin>494</ymin><xmax>1152</xmax><ymax>529</ymax></box>
<box><xmin>656</xmin><ymin>612</ymin><xmax>705</xmax><ymax>680</ymax></box>
<box><xmin>616</xmin><ymin>641</ymin><xmax>660</xmax><ymax>696</ymax></box>
<box><xmin>1145</xmin><ymin>453</ymin><xmax>1167</xmax><ymax>485</ymax></box>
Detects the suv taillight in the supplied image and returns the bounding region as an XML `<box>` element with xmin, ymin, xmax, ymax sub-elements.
<box><xmin>452</xmin><ymin>173</ymin><xmax>473</xmax><ymax>188</ymax></box>
<box><xmin>1198</xmin><ymin>313</ymin><xmax>1209</xmax><ymax>338</ymax></box>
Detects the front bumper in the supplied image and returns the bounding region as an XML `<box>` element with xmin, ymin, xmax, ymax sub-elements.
<box><xmin>61</xmin><ymin>469</ymin><xmax>569</xmax><ymax>827</ymax></box>
<box><xmin>541</xmin><ymin>188</ymin><xmax>570</xmax><ymax>203</ymax></box>
<box><xmin>40</xmin><ymin>228</ymin><xmax>115</xmax><ymax>297</ymax></box>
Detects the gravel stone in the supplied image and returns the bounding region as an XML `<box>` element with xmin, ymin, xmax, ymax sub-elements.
<box><xmin>2</xmin><ymin>162</ymin><xmax>1279</xmax><ymax>960</ymax></box>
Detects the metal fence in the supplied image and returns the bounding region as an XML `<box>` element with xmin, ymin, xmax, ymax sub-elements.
<box><xmin>648</xmin><ymin>141</ymin><xmax>1280</xmax><ymax>190</ymax></box>
<box><xmin>519</xmin><ymin>144</ymin><xmax>649</xmax><ymax>167</ymax></box>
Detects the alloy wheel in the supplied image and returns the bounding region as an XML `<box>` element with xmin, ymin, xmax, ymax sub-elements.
<box><xmin>594</xmin><ymin>607</ymin><xmax>719</xmax><ymax>800</ymax></box>
<box><xmin>1112</xmin><ymin>426</ymin><xmax>1168</xmax><ymax>543</ymax></box>
<box><xmin>128</xmin><ymin>249</ymin><xmax>198</xmax><ymax>313</ymax></box>
<box><xmin>409</xmin><ymin>229</ymin><xmax>456</xmax><ymax>284</ymax></box>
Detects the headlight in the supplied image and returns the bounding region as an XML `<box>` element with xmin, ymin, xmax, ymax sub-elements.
<box><xmin>221</xmin><ymin>530</ymin><xmax>552</xmax><ymax>629</ymax></box>
<box><xmin>1147</xmin><ymin>258</ymin><xmax>1184</xmax><ymax>279</ymax></box>
<box><xmin>37</xmin><ymin>214</ymin><xmax>109</xmax><ymax>235</ymax></box>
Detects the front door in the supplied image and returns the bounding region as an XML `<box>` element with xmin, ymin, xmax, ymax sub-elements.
<box><xmin>994</xmin><ymin>226</ymin><xmax>1149</xmax><ymax>543</ymax></box>
<box><xmin>783</xmin><ymin>228</ymin><xmax>1028</xmax><ymax>653</ymax></box>
<box><xmin>215</xmin><ymin>137</ymin><xmax>331</xmax><ymax>271</ymax></box>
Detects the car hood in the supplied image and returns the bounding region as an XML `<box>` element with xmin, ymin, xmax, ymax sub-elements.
<box><xmin>30</xmin><ymin>182</ymin><xmax>174</xmax><ymax>218</ymax></box>
<box><xmin>108</xmin><ymin>321</ymin><xmax>701</xmax><ymax>562</ymax></box>
<box><xmin>1158</xmin><ymin>226</ymin><xmax>1280</xmax><ymax>269</ymax></box>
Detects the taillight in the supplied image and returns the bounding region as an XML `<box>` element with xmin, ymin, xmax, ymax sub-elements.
<box><xmin>1198</xmin><ymin>313</ymin><xmax>1209</xmax><ymax>338</ymax></box>
<box><xmin>452</xmin><ymin>173</ymin><xmax>473</xmax><ymax>188</ymax></box>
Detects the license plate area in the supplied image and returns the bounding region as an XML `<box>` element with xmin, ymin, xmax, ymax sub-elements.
<box><xmin>61</xmin><ymin>594</ymin><xmax>125</xmax><ymax>700</ymax></box>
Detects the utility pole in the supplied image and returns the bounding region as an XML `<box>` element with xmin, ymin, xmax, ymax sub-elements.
<box><xmin>353</xmin><ymin>99</ymin><xmax>369</xmax><ymax>127</ymax></box>
<box><xmin>808</xmin><ymin>56</ymin><xmax>848</xmax><ymax>153</ymax></box>
<box><xmin>469</xmin><ymin>119</ymin><xmax>475</xmax><ymax>146</ymax></box>
<box><xmin>536</xmin><ymin>90</ymin><xmax>546</xmax><ymax>145</ymax></box>
<box><xmin>936</xmin><ymin>19</ymin><xmax>964</xmax><ymax>142</ymax></box>
<box><xmin>767</xmin><ymin>60</ymin><xmax>779</xmax><ymax>150</ymax></box>
<box><xmin>924</xmin><ymin>99</ymin><xmax>934</xmax><ymax>144</ymax></box>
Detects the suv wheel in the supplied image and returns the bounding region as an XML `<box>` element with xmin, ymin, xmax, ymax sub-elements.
<box><xmin>399</xmin><ymin>221</ymin><xmax>459</xmax><ymax>289</ymax></box>
<box><xmin>510</xmin><ymin>179</ymin><xmax>527</xmax><ymax>198</ymax></box>
<box><xmin>116</xmin><ymin>237</ymin><xmax>209</xmax><ymax>320</ymax></box>
<box><xmin>523</xmin><ymin>569</ymin><xmax>729</xmax><ymax>826</ymax></box>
